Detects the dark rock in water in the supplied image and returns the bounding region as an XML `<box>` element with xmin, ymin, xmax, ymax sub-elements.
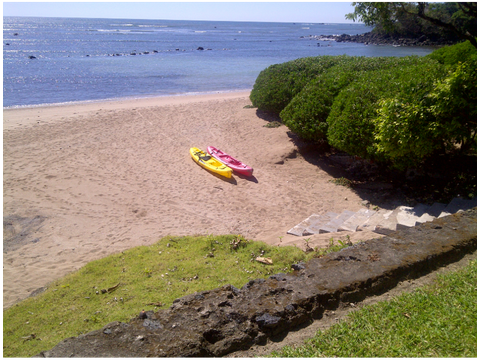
<box><xmin>305</xmin><ymin>31</ymin><xmax>459</xmax><ymax>47</ymax></box>
<box><xmin>197</xmin><ymin>47</ymin><xmax>204</xmax><ymax>50</ymax></box>
<box><xmin>28</xmin><ymin>55</ymin><xmax>37</xmax><ymax>59</ymax></box>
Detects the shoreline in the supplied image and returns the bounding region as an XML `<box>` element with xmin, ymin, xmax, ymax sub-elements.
<box><xmin>3</xmin><ymin>89</ymin><xmax>253</xmax><ymax>110</ymax></box>
<box><xmin>3</xmin><ymin>90</ymin><xmax>252</xmax><ymax>130</ymax></box>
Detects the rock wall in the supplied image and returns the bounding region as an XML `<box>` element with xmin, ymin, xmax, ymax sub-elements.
<box><xmin>36</xmin><ymin>209</ymin><xmax>476</xmax><ymax>357</ymax></box>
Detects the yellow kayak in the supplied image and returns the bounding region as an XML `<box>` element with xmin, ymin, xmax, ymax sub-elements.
<box><xmin>190</xmin><ymin>147</ymin><xmax>233</xmax><ymax>178</ymax></box>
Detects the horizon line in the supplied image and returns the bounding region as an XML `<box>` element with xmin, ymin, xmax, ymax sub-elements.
<box><xmin>4</xmin><ymin>14</ymin><xmax>361</xmax><ymax>25</ymax></box>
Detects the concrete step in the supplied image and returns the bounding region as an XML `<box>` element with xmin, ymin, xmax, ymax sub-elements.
<box><xmin>287</xmin><ymin>212</ymin><xmax>337</xmax><ymax>237</ymax></box>
<box><xmin>287</xmin><ymin>198</ymin><xmax>477</xmax><ymax>237</ymax></box>
<box><xmin>372</xmin><ymin>207</ymin><xmax>403</xmax><ymax>235</ymax></box>
<box><xmin>439</xmin><ymin>197</ymin><xmax>477</xmax><ymax>218</ymax></box>
<box><xmin>359</xmin><ymin>209</ymin><xmax>392</xmax><ymax>232</ymax></box>
<box><xmin>339</xmin><ymin>208</ymin><xmax>377</xmax><ymax>232</ymax></box>
<box><xmin>396</xmin><ymin>204</ymin><xmax>431</xmax><ymax>229</ymax></box>
<box><xmin>318</xmin><ymin>210</ymin><xmax>356</xmax><ymax>233</ymax></box>
<box><xmin>416</xmin><ymin>202</ymin><xmax>447</xmax><ymax>224</ymax></box>
<box><xmin>304</xmin><ymin>212</ymin><xmax>338</xmax><ymax>235</ymax></box>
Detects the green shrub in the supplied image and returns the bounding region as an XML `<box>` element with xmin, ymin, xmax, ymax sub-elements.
<box><xmin>326</xmin><ymin>59</ymin><xmax>445</xmax><ymax>164</ymax></box>
<box><xmin>428</xmin><ymin>54</ymin><xmax>477</xmax><ymax>154</ymax></box>
<box><xmin>374</xmin><ymin>53</ymin><xmax>476</xmax><ymax>169</ymax></box>
<box><xmin>251</xmin><ymin>42</ymin><xmax>476</xmax><ymax>170</ymax></box>
<box><xmin>426</xmin><ymin>40</ymin><xmax>477</xmax><ymax>66</ymax></box>
<box><xmin>278</xmin><ymin>56</ymin><xmax>360</xmax><ymax>141</ymax></box>
<box><xmin>280</xmin><ymin>56</ymin><xmax>429</xmax><ymax>142</ymax></box>
<box><xmin>249</xmin><ymin>56</ymin><xmax>340</xmax><ymax>114</ymax></box>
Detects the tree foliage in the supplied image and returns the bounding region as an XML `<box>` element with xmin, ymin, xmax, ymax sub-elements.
<box><xmin>346</xmin><ymin>2</ymin><xmax>477</xmax><ymax>47</ymax></box>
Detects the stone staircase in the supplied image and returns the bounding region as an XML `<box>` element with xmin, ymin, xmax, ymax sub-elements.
<box><xmin>287</xmin><ymin>197</ymin><xmax>477</xmax><ymax>237</ymax></box>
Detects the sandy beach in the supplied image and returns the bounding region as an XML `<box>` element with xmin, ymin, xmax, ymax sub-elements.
<box><xmin>3</xmin><ymin>92</ymin><xmax>377</xmax><ymax>309</ymax></box>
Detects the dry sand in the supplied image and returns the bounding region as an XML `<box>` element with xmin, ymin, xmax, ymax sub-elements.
<box><xmin>3</xmin><ymin>92</ymin><xmax>378</xmax><ymax>309</ymax></box>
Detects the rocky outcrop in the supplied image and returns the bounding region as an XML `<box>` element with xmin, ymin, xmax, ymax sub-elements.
<box><xmin>35</xmin><ymin>209</ymin><xmax>476</xmax><ymax>357</ymax></box>
<box><xmin>305</xmin><ymin>32</ymin><xmax>459</xmax><ymax>47</ymax></box>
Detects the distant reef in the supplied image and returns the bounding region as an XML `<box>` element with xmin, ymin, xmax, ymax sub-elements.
<box><xmin>303</xmin><ymin>31</ymin><xmax>459</xmax><ymax>47</ymax></box>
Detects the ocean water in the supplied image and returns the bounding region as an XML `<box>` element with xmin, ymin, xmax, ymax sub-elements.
<box><xmin>3</xmin><ymin>17</ymin><xmax>437</xmax><ymax>108</ymax></box>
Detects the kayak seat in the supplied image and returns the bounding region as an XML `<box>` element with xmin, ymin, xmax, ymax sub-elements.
<box><xmin>195</xmin><ymin>151</ymin><xmax>212</xmax><ymax>162</ymax></box>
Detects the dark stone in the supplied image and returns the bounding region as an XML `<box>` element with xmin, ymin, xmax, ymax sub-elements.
<box><xmin>285</xmin><ymin>304</ymin><xmax>296</xmax><ymax>312</ymax></box>
<box><xmin>256</xmin><ymin>313</ymin><xmax>282</xmax><ymax>329</ymax></box>
<box><xmin>291</xmin><ymin>262</ymin><xmax>306</xmax><ymax>271</ymax></box>
<box><xmin>29</xmin><ymin>287</ymin><xmax>46</xmax><ymax>298</ymax></box>
<box><xmin>334</xmin><ymin>255</ymin><xmax>361</xmax><ymax>262</ymax></box>
<box><xmin>241</xmin><ymin>278</ymin><xmax>266</xmax><ymax>291</ymax></box>
<box><xmin>203</xmin><ymin>329</ymin><xmax>224</xmax><ymax>344</ymax></box>
<box><xmin>197</xmin><ymin>47</ymin><xmax>204</xmax><ymax>50</ymax></box>
<box><xmin>143</xmin><ymin>319</ymin><xmax>163</xmax><ymax>330</ymax></box>
<box><xmin>269</xmin><ymin>273</ymin><xmax>288</xmax><ymax>281</ymax></box>
<box><xmin>35</xmin><ymin>209</ymin><xmax>476</xmax><ymax>358</ymax></box>
<box><xmin>226</xmin><ymin>311</ymin><xmax>247</xmax><ymax>324</ymax></box>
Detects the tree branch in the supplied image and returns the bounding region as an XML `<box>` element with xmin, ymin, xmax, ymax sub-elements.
<box><xmin>401</xmin><ymin>2</ymin><xmax>477</xmax><ymax>48</ymax></box>
<box><xmin>457</xmin><ymin>2</ymin><xmax>477</xmax><ymax>18</ymax></box>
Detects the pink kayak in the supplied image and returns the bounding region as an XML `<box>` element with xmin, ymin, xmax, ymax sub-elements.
<box><xmin>207</xmin><ymin>146</ymin><xmax>253</xmax><ymax>176</ymax></box>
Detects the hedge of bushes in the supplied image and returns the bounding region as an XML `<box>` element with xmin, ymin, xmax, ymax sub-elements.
<box><xmin>249</xmin><ymin>41</ymin><xmax>476</xmax><ymax>170</ymax></box>
<box><xmin>327</xmin><ymin>60</ymin><xmax>446</xmax><ymax>167</ymax></box>
<box><xmin>249</xmin><ymin>56</ymin><xmax>340</xmax><ymax>114</ymax></box>
<box><xmin>280</xmin><ymin>56</ymin><xmax>433</xmax><ymax>142</ymax></box>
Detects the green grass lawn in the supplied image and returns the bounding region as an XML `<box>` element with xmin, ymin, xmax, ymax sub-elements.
<box><xmin>271</xmin><ymin>259</ymin><xmax>477</xmax><ymax>358</ymax></box>
<box><xmin>3</xmin><ymin>234</ymin><xmax>323</xmax><ymax>357</ymax></box>
<box><xmin>4</xmin><ymin>233</ymin><xmax>475</xmax><ymax>358</ymax></box>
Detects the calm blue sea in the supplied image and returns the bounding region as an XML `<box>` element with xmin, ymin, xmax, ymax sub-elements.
<box><xmin>3</xmin><ymin>17</ymin><xmax>436</xmax><ymax>108</ymax></box>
